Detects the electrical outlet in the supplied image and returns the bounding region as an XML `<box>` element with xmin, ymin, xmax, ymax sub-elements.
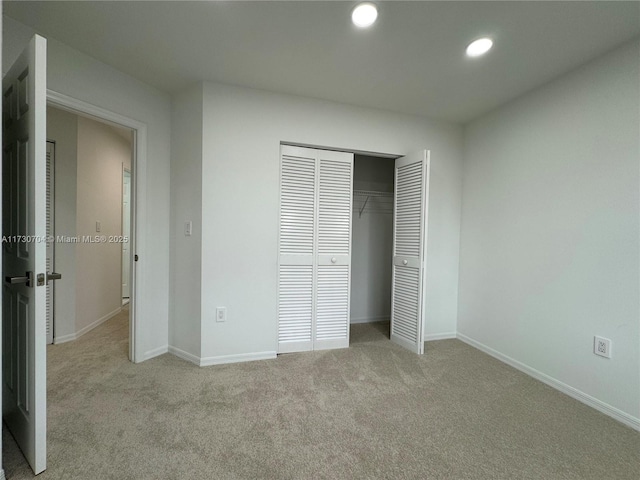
<box><xmin>594</xmin><ymin>336</ymin><xmax>611</xmax><ymax>359</ymax></box>
<box><xmin>216</xmin><ymin>307</ymin><xmax>226</xmax><ymax>323</ymax></box>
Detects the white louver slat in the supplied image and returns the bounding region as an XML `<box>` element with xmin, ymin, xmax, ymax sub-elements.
<box><xmin>391</xmin><ymin>267</ymin><xmax>419</xmax><ymax>344</ymax></box>
<box><xmin>316</xmin><ymin>265</ymin><xmax>349</xmax><ymax>342</ymax></box>
<box><xmin>318</xmin><ymin>158</ymin><xmax>352</xmax><ymax>256</ymax></box>
<box><xmin>278</xmin><ymin>265</ymin><xmax>313</xmax><ymax>348</ymax></box>
<box><xmin>45</xmin><ymin>142</ymin><xmax>54</xmax><ymax>345</ymax></box>
<box><xmin>395</xmin><ymin>162</ymin><xmax>422</xmax><ymax>257</ymax></box>
<box><xmin>279</xmin><ymin>153</ymin><xmax>316</xmax><ymax>256</ymax></box>
<box><xmin>390</xmin><ymin>150</ymin><xmax>430</xmax><ymax>354</ymax></box>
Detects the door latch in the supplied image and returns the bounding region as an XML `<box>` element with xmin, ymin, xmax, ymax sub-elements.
<box><xmin>36</xmin><ymin>272</ymin><xmax>62</xmax><ymax>286</ymax></box>
<box><xmin>46</xmin><ymin>272</ymin><xmax>62</xmax><ymax>283</ymax></box>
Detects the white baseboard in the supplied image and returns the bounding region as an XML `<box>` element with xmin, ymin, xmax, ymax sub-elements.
<box><xmin>0</xmin><ymin>468</ymin><xmax>6</xmax><ymax>480</ymax></box>
<box><xmin>142</xmin><ymin>345</ymin><xmax>168</xmax><ymax>361</ymax></box>
<box><xmin>168</xmin><ymin>346</ymin><xmax>200</xmax><ymax>366</ymax></box>
<box><xmin>200</xmin><ymin>351</ymin><xmax>276</xmax><ymax>367</ymax></box>
<box><xmin>167</xmin><ymin>347</ymin><xmax>276</xmax><ymax>367</ymax></box>
<box><xmin>53</xmin><ymin>332</ymin><xmax>77</xmax><ymax>344</ymax></box>
<box><xmin>350</xmin><ymin>316</ymin><xmax>389</xmax><ymax>324</ymax></box>
<box><xmin>424</xmin><ymin>331</ymin><xmax>457</xmax><ymax>341</ymax></box>
<box><xmin>53</xmin><ymin>307</ymin><xmax>122</xmax><ymax>344</ymax></box>
<box><xmin>457</xmin><ymin>333</ymin><xmax>640</xmax><ymax>432</ymax></box>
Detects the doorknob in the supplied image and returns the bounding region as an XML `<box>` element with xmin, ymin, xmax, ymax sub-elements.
<box><xmin>5</xmin><ymin>271</ymin><xmax>33</xmax><ymax>287</ymax></box>
<box><xmin>331</xmin><ymin>257</ymin><xmax>337</xmax><ymax>264</ymax></box>
<box><xmin>402</xmin><ymin>260</ymin><xmax>408</xmax><ymax>266</ymax></box>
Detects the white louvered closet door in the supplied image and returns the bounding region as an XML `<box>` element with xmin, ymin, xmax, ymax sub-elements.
<box><xmin>315</xmin><ymin>150</ymin><xmax>353</xmax><ymax>350</ymax></box>
<box><xmin>277</xmin><ymin>146</ymin><xmax>317</xmax><ymax>353</ymax></box>
<box><xmin>277</xmin><ymin>146</ymin><xmax>354</xmax><ymax>353</ymax></box>
<box><xmin>390</xmin><ymin>150</ymin><xmax>430</xmax><ymax>354</ymax></box>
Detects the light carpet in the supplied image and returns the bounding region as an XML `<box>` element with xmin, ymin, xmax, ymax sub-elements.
<box><xmin>3</xmin><ymin>310</ymin><xmax>639</xmax><ymax>479</ymax></box>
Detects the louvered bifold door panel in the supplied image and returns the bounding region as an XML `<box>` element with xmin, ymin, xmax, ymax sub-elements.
<box><xmin>391</xmin><ymin>150</ymin><xmax>430</xmax><ymax>354</ymax></box>
<box><xmin>315</xmin><ymin>151</ymin><xmax>353</xmax><ymax>350</ymax></box>
<box><xmin>277</xmin><ymin>146</ymin><xmax>317</xmax><ymax>353</ymax></box>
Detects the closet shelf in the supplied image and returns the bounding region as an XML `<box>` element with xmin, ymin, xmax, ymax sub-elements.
<box><xmin>353</xmin><ymin>190</ymin><xmax>394</xmax><ymax>218</ymax></box>
<box><xmin>353</xmin><ymin>190</ymin><xmax>393</xmax><ymax>197</ymax></box>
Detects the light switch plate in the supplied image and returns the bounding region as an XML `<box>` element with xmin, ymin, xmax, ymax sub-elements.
<box><xmin>184</xmin><ymin>221</ymin><xmax>192</xmax><ymax>236</ymax></box>
<box><xmin>96</xmin><ymin>221</ymin><xmax>101</xmax><ymax>232</ymax></box>
<box><xmin>216</xmin><ymin>307</ymin><xmax>226</xmax><ymax>322</ymax></box>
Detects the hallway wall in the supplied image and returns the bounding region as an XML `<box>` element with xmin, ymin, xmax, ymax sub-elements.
<box><xmin>47</xmin><ymin>107</ymin><xmax>78</xmax><ymax>340</ymax></box>
<box><xmin>75</xmin><ymin>116</ymin><xmax>132</xmax><ymax>336</ymax></box>
<box><xmin>47</xmin><ymin>108</ymin><xmax>132</xmax><ymax>342</ymax></box>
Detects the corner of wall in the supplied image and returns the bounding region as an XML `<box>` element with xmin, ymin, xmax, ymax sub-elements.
<box><xmin>168</xmin><ymin>84</ymin><xmax>204</xmax><ymax>359</ymax></box>
<box><xmin>456</xmin><ymin>40</ymin><xmax>640</xmax><ymax>422</ymax></box>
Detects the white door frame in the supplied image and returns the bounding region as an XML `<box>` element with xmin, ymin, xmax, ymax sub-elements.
<box><xmin>46</xmin><ymin>90</ymin><xmax>147</xmax><ymax>363</ymax></box>
<box><xmin>122</xmin><ymin>165</ymin><xmax>131</xmax><ymax>301</ymax></box>
<box><xmin>46</xmin><ymin>140</ymin><xmax>56</xmax><ymax>345</ymax></box>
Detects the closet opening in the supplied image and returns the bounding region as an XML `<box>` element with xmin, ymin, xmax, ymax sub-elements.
<box><xmin>277</xmin><ymin>144</ymin><xmax>429</xmax><ymax>355</ymax></box>
<box><xmin>350</xmin><ymin>154</ymin><xmax>396</xmax><ymax>344</ymax></box>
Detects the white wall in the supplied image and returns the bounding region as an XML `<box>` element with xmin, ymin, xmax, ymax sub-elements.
<box><xmin>75</xmin><ymin>116</ymin><xmax>131</xmax><ymax>334</ymax></box>
<box><xmin>351</xmin><ymin>155</ymin><xmax>394</xmax><ymax>324</ymax></box>
<box><xmin>197</xmin><ymin>82</ymin><xmax>463</xmax><ymax>361</ymax></box>
<box><xmin>169</xmin><ymin>84</ymin><xmax>203</xmax><ymax>359</ymax></box>
<box><xmin>458</xmin><ymin>40</ymin><xmax>640</xmax><ymax>424</ymax></box>
<box><xmin>4</xmin><ymin>17</ymin><xmax>171</xmax><ymax>360</ymax></box>
<box><xmin>46</xmin><ymin>106</ymin><xmax>78</xmax><ymax>340</ymax></box>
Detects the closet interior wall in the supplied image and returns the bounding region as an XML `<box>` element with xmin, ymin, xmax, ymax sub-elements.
<box><xmin>351</xmin><ymin>155</ymin><xmax>395</xmax><ymax>325</ymax></box>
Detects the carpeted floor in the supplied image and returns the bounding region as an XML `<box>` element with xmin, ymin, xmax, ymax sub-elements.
<box><xmin>3</xmin><ymin>310</ymin><xmax>639</xmax><ymax>479</ymax></box>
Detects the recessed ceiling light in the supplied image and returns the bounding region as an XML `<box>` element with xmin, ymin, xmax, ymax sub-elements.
<box><xmin>352</xmin><ymin>3</ymin><xmax>378</xmax><ymax>28</ymax></box>
<box><xmin>466</xmin><ymin>37</ymin><xmax>493</xmax><ymax>57</ymax></box>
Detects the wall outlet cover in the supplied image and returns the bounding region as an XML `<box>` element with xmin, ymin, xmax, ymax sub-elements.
<box><xmin>594</xmin><ymin>336</ymin><xmax>611</xmax><ymax>359</ymax></box>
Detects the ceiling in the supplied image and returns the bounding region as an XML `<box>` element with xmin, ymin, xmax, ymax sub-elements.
<box><xmin>5</xmin><ymin>1</ymin><xmax>640</xmax><ymax>123</ymax></box>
